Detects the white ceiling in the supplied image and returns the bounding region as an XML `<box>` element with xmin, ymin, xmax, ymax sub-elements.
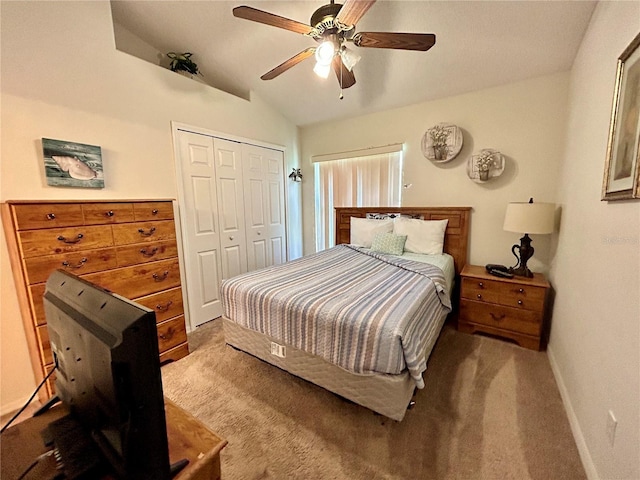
<box><xmin>110</xmin><ymin>0</ymin><xmax>596</xmax><ymax>127</ymax></box>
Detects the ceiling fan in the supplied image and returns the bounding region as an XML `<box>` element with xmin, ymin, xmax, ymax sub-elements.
<box><xmin>232</xmin><ymin>0</ymin><xmax>436</xmax><ymax>92</ymax></box>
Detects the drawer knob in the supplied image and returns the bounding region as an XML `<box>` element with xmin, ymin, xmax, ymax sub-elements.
<box><xmin>257</xmin><ymin>231</ymin><xmax>262</xmax><ymax>236</ymax></box>
<box><xmin>138</xmin><ymin>227</ymin><xmax>156</xmax><ymax>237</ymax></box>
<box><xmin>153</xmin><ymin>271</ymin><xmax>169</xmax><ymax>282</ymax></box>
<box><xmin>478</xmin><ymin>282</ymin><xmax>484</xmax><ymax>288</ymax></box>
<box><xmin>159</xmin><ymin>328</ymin><xmax>174</xmax><ymax>341</ymax></box>
<box><xmin>476</xmin><ymin>294</ymin><xmax>482</xmax><ymax>300</ymax></box>
<box><xmin>62</xmin><ymin>257</ymin><xmax>88</xmax><ymax>269</ymax></box>
<box><xmin>152</xmin><ymin>209</ymin><xmax>159</xmax><ymax>215</ymax></box>
<box><xmin>156</xmin><ymin>300</ymin><xmax>174</xmax><ymax>312</ymax></box>
<box><xmin>57</xmin><ymin>233</ymin><xmax>84</xmax><ymax>244</ymax></box>
<box><xmin>490</xmin><ymin>312</ymin><xmax>506</xmax><ymax>321</ymax></box>
<box><xmin>518</xmin><ymin>288</ymin><xmax>524</xmax><ymax>293</ymax></box>
<box><xmin>105</xmin><ymin>210</ymin><xmax>114</xmax><ymax>217</ymax></box>
<box><xmin>518</xmin><ymin>300</ymin><xmax>523</xmax><ymax>305</ymax></box>
<box><xmin>140</xmin><ymin>247</ymin><xmax>159</xmax><ymax>258</ymax></box>
<box><xmin>229</xmin><ymin>236</ymin><xmax>234</xmax><ymax>240</ymax></box>
<box><xmin>46</xmin><ymin>213</ymin><xmax>56</xmax><ymax>220</ymax></box>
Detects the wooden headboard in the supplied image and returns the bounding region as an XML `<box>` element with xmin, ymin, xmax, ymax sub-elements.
<box><xmin>335</xmin><ymin>206</ymin><xmax>472</xmax><ymax>276</ymax></box>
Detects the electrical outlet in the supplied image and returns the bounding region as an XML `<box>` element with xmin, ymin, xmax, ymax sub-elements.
<box><xmin>606</xmin><ymin>410</ymin><xmax>617</xmax><ymax>446</ymax></box>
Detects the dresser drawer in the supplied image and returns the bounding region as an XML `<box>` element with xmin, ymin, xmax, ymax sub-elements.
<box><xmin>12</xmin><ymin>203</ymin><xmax>84</xmax><ymax>230</ymax></box>
<box><xmin>461</xmin><ymin>276</ymin><xmax>545</xmax><ymax>311</ymax></box>
<box><xmin>112</xmin><ymin>220</ymin><xmax>176</xmax><ymax>246</ymax></box>
<box><xmin>18</xmin><ymin>225</ymin><xmax>114</xmax><ymax>258</ymax></box>
<box><xmin>37</xmin><ymin>325</ymin><xmax>53</xmax><ymax>366</ymax></box>
<box><xmin>133</xmin><ymin>202</ymin><xmax>174</xmax><ymax>221</ymax></box>
<box><xmin>24</xmin><ymin>247</ymin><xmax>118</xmax><ymax>285</ymax></box>
<box><xmin>83</xmin><ymin>258</ymin><xmax>181</xmax><ymax>299</ymax></box>
<box><xmin>157</xmin><ymin>315</ymin><xmax>187</xmax><ymax>353</ymax></box>
<box><xmin>116</xmin><ymin>240</ymin><xmax>178</xmax><ymax>267</ymax></box>
<box><xmin>82</xmin><ymin>203</ymin><xmax>134</xmax><ymax>225</ymax></box>
<box><xmin>460</xmin><ymin>299</ymin><xmax>542</xmax><ymax>336</ymax></box>
<box><xmin>134</xmin><ymin>287</ymin><xmax>184</xmax><ymax>323</ymax></box>
<box><xmin>160</xmin><ymin>343</ymin><xmax>190</xmax><ymax>365</ymax></box>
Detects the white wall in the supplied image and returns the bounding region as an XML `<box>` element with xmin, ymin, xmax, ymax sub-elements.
<box><xmin>548</xmin><ymin>2</ymin><xmax>640</xmax><ymax>479</ymax></box>
<box><xmin>300</xmin><ymin>72</ymin><xmax>570</xmax><ymax>270</ymax></box>
<box><xmin>0</xmin><ymin>1</ymin><xmax>301</xmax><ymax>413</ymax></box>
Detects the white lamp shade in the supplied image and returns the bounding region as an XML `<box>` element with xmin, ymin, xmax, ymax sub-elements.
<box><xmin>503</xmin><ymin>202</ymin><xmax>555</xmax><ymax>234</ymax></box>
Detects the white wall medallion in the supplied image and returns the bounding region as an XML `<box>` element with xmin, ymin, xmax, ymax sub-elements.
<box><xmin>467</xmin><ymin>149</ymin><xmax>505</xmax><ymax>183</ymax></box>
<box><xmin>421</xmin><ymin>123</ymin><xmax>463</xmax><ymax>163</ymax></box>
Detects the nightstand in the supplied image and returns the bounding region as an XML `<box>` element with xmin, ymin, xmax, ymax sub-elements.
<box><xmin>457</xmin><ymin>264</ymin><xmax>551</xmax><ymax>350</ymax></box>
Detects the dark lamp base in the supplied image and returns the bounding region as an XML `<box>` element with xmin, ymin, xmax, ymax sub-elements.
<box><xmin>509</xmin><ymin>265</ymin><xmax>534</xmax><ymax>278</ymax></box>
<box><xmin>509</xmin><ymin>233</ymin><xmax>535</xmax><ymax>278</ymax></box>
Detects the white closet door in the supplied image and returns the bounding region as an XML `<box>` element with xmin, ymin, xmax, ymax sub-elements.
<box><xmin>176</xmin><ymin>131</ymin><xmax>223</xmax><ymax>327</ymax></box>
<box><xmin>242</xmin><ymin>144</ymin><xmax>287</xmax><ymax>270</ymax></box>
<box><xmin>213</xmin><ymin>138</ymin><xmax>248</xmax><ymax>279</ymax></box>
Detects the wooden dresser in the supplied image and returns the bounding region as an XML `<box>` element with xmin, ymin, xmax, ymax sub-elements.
<box><xmin>2</xmin><ymin>200</ymin><xmax>189</xmax><ymax>399</ymax></box>
<box><xmin>457</xmin><ymin>264</ymin><xmax>550</xmax><ymax>350</ymax></box>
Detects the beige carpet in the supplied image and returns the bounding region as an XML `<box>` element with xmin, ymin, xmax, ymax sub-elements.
<box><xmin>161</xmin><ymin>319</ymin><xmax>586</xmax><ymax>480</ymax></box>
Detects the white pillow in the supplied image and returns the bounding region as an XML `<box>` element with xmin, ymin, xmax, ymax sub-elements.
<box><xmin>350</xmin><ymin>217</ymin><xmax>393</xmax><ymax>248</ymax></box>
<box><xmin>393</xmin><ymin>217</ymin><xmax>448</xmax><ymax>254</ymax></box>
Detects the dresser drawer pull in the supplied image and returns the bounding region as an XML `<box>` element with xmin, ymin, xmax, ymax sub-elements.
<box><xmin>156</xmin><ymin>301</ymin><xmax>174</xmax><ymax>312</ymax></box>
<box><xmin>490</xmin><ymin>312</ymin><xmax>506</xmax><ymax>321</ymax></box>
<box><xmin>152</xmin><ymin>209</ymin><xmax>159</xmax><ymax>215</ymax></box>
<box><xmin>159</xmin><ymin>328</ymin><xmax>174</xmax><ymax>341</ymax></box>
<box><xmin>46</xmin><ymin>213</ymin><xmax>56</xmax><ymax>220</ymax></box>
<box><xmin>153</xmin><ymin>271</ymin><xmax>169</xmax><ymax>282</ymax></box>
<box><xmin>518</xmin><ymin>288</ymin><xmax>524</xmax><ymax>293</ymax></box>
<box><xmin>518</xmin><ymin>300</ymin><xmax>523</xmax><ymax>305</ymax></box>
<box><xmin>57</xmin><ymin>233</ymin><xmax>84</xmax><ymax>244</ymax></box>
<box><xmin>478</xmin><ymin>282</ymin><xmax>484</xmax><ymax>288</ymax></box>
<box><xmin>105</xmin><ymin>210</ymin><xmax>114</xmax><ymax>217</ymax></box>
<box><xmin>62</xmin><ymin>257</ymin><xmax>88</xmax><ymax>269</ymax></box>
<box><xmin>138</xmin><ymin>227</ymin><xmax>156</xmax><ymax>237</ymax></box>
<box><xmin>140</xmin><ymin>247</ymin><xmax>159</xmax><ymax>257</ymax></box>
<box><xmin>476</xmin><ymin>294</ymin><xmax>482</xmax><ymax>300</ymax></box>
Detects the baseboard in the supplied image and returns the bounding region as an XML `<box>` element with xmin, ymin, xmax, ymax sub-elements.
<box><xmin>547</xmin><ymin>343</ymin><xmax>598</xmax><ymax>480</ymax></box>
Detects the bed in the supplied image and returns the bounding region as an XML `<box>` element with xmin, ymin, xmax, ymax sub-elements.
<box><xmin>221</xmin><ymin>207</ymin><xmax>470</xmax><ymax>421</ymax></box>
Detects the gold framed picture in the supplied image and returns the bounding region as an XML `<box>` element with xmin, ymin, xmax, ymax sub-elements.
<box><xmin>602</xmin><ymin>32</ymin><xmax>640</xmax><ymax>201</ymax></box>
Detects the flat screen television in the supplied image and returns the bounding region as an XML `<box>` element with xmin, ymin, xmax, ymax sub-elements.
<box><xmin>43</xmin><ymin>269</ymin><xmax>180</xmax><ymax>479</ymax></box>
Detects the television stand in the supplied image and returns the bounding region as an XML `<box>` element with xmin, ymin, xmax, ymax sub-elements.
<box><xmin>32</xmin><ymin>394</ymin><xmax>60</xmax><ymax>417</ymax></box>
<box><xmin>2</xmin><ymin>398</ymin><xmax>227</xmax><ymax>480</ymax></box>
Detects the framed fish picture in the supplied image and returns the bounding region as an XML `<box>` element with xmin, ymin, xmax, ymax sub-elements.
<box><xmin>42</xmin><ymin>138</ymin><xmax>104</xmax><ymax>188</ymax></box>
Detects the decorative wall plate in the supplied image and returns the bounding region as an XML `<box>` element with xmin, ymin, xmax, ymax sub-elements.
<box><xmin>467</xmin><ymin>149</ymin><xmax>505</xmax><ymax>183</ymax></box>
<box><xmin>421</xmin><ymin>123</ymin><xmax>463</xmax><ymax>163</ymax></box>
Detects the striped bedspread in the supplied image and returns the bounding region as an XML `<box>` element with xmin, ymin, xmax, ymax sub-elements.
<box><xmin>220</xmin><ymin>245</ymin><xmax>451</xmax><ymax>388</ymax></box>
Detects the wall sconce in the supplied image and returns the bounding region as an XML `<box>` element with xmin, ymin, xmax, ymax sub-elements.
<box><xmin>289</xmin><ymin>168</ymin><xmax>303</xmax><ymax>182</ymax></box>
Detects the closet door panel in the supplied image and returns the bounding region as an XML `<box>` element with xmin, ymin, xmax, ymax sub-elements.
<box><xmin>177</xmin><ymin>131</ymin><xmax>223</xmax><ymax>327</ymax></box>
<box><xmin>214</xmin><ymin>138</ymin><xmax>248</xmax><ymax>279</ymax></box>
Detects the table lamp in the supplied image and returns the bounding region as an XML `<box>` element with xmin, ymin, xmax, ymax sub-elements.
<box><xmin>503</xmin><ymin>198</ymin><xmax>555</xmax><ymax>278</ymax></box>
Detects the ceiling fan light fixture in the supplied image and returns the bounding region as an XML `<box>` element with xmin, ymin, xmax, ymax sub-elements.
<box><xmin>313</xmin><ymin>61</ymin><xmax>332</xmax><ymax>78</ymax></box>
<box><xmin>340</xmin><ymin>46</ymin><xmax>361</xmax><ymax>72</ymax></box>
<box><xmin>315</xmin><ymin>40</ymin><xmax>336</xmax><ymax>66</ymax></box>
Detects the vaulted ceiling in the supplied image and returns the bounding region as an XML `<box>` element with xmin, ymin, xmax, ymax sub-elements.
<box><xmin>110</xmin><ymin>1</ymin><xmax>596</xmax><ymax>127</ymax></box>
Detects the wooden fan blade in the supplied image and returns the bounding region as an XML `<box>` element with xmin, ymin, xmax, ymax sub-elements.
<box><xmin>261</xmin><ymin>48</ymin><xmax>316</xmax><ymax>80</ymax></box>
<box><xmin>335</xmin><ymin>0</ymin><xmax>376</xmax><ymax>27</ymax></box>
<box><xmin>233</xmin><ymin>6</ymin><xmax>313</xmax><ymax>35</ymax></box>
<box><xmin>332</xmin><ymin>56</ymin><xmax>356</xmax><ymax>89</ymax></box>
<box><xmin>354</xmin><ymin>32</ymin><xmax>436</xmax><ymax>51</ymax></box>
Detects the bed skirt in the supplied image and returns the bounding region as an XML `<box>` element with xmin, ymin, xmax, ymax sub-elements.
<box><xmin>223</xmin><ymin>313</ymin><xmax>446</xmax><ymax>421</ymax></box>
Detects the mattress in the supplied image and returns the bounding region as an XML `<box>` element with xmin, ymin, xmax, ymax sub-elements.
<box><xmin>221</xmin><ymin>244</ymin><xmax>451</xmax><ymax>388</ymax></box>
<box><xmin>222</xmin><ymin>310</ymin><xmax>448</xmax><ymax>421</ymax></box>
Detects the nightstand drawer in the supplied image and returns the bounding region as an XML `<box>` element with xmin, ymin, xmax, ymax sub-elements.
<box><xmin>461</xmin><ymin>276</ymin><xmax>545</xmax><ymax>311</ymax></box>
<box><xmin>459</xmin><ymin>299</ymin><xmax>542</xmax><ymax>336</ymax></box>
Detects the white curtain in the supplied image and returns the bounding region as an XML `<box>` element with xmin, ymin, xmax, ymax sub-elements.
<box><xmin>314</xmin><ymin>150</ymin><xmax>403</xmax><ymax>251</ymax></box>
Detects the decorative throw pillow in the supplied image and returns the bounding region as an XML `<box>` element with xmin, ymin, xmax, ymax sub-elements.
<box><xmin>350</xmin><ymin>217</ymin><xmax>394</xmax><ymax>248</ymax></box>
<box><xmin>393</xmin><ymin>217</ymin><xmax>449</xmax><ymax>255</ymax></box>
<box><xmin>371</xmin><ymin>232</ymin><xmax>407</xmax><ymax>255</ymax></box>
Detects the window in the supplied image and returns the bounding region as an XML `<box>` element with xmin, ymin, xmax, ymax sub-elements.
<box><xmin>314</xmin><ymin>144</ymin><xmax>403</xmax><ymax>251</ymax></box>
